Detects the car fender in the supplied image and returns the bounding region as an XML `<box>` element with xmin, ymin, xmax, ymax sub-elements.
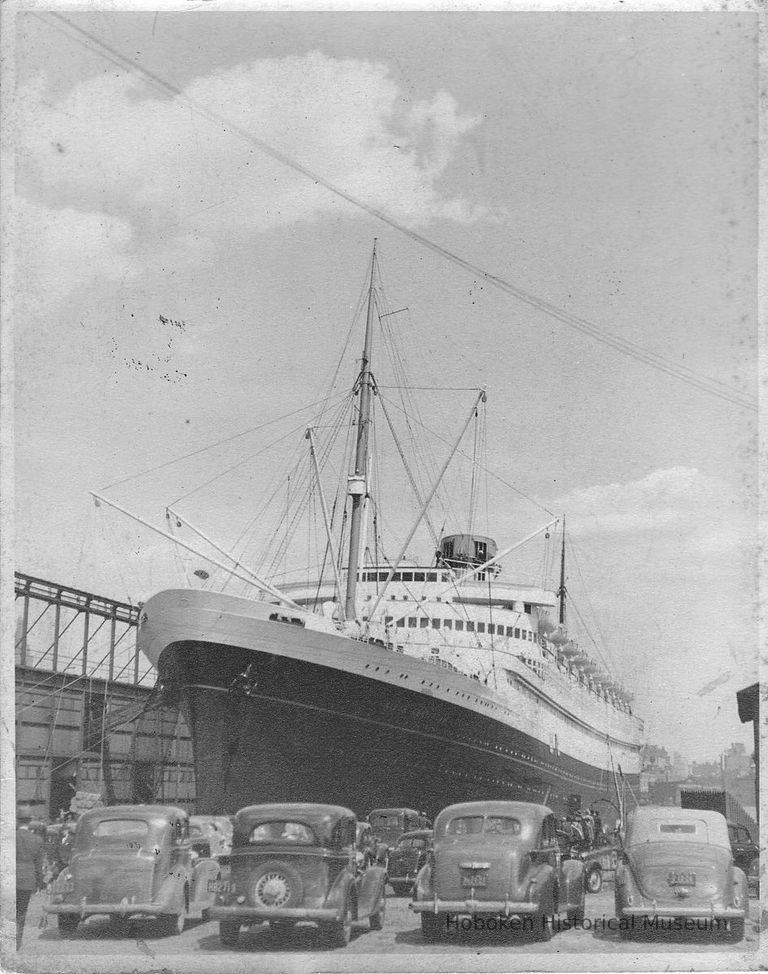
<box><xmin>190</xmin><ymin>858</ymin><xmax>220</xmax><ymax>910</ymax></box>
<box><xmin>732</xmin><ymin>866</ymin><xmax>748</xmax><ymax>909</ymax></box>
<box><xmin>356</xmin><ymin>865</ymin><xmax>387</xmax><ymax>918</ymax></box>
<box><xmin>154</xmin><ymin>870</ymin><xmax>186</xmax><ymax>913</ymax></box>
<box><xmin>413</xmin><ymin>862</ymin><xmax>433</xmax><ymax>900</ymax></box>
<box><xmin>325</xmin><ymin>868</ymin><xmax>355</xmax><ymax>915</ymax></box>
<box><xmin>559</xmin><ymin>858</ymin><xmax>585</xmax><ymax>910</ymax></box>
<box><xmin>526</xmin><ymin>862</ymin><xmax>556</xmax><ymax>910</ymax></box>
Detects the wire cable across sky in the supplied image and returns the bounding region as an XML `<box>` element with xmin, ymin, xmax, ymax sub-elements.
<box><xmin>41</xmin><ymin>12</ymin><xmax>756</xmax><ymax>414</ymax></box>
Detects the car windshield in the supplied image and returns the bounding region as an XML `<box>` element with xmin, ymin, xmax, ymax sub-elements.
<box><xmin>446</xmin><ymin>816</ymin><xmax>521</xmax><ymax>836</ymax></box>
<box><xmin>370</xmin><ymin>814</ymin><xmax>403</xmax><ymax>829</ymax></box>
<box><xmin>398</xmin><ymin>837</ymin><xmax>426</xmax><ymax>849</ymax></box>
<box><xmin>249</xmin><ymin>821</ymin><xmax>315</xmax><ymax>844</ymax></box>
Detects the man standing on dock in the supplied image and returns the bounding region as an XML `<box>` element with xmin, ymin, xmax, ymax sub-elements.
<box><xmin>16</xmin><ymin>805</ymin><xmax>44</xmax><ymax>950</ymax></box>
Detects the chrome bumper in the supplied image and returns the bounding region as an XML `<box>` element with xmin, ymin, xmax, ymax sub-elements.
<box><xmin>620</xmin><ymin>906</ymin><xmax>745</xmax><ymax>920</ymax></box>
<box><xmin>209</xmin><ymin>905</ymin><xmax>341</xmax><ymax>922</ymax></box>
<box><xmin>45</xmin><ymin>901</ymin><xmax>173</xmax><ymax>917</ymax></box>
<box><xmin>410</xmin><ymin>899</ymin><xmax>538</xmax><ymax>915</ymax></box>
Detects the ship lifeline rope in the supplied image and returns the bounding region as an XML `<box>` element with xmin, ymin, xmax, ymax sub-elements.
<box><xmin>39</xmin><ymin>11</ymin><xmax>756</xmax><ymax>414</ymax></box>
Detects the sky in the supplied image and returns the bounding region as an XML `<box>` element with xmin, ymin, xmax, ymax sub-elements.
<box><xmin>10</xmin><ymin>9</ymin><xmax>759</xmax><ymax>764</ymax></box>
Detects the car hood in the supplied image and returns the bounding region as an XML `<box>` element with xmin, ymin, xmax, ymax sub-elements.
<box><xmin>434</xmin><ymin>842</ymin><xmax>527</xmax><ymax>901</ymax></box>
<box><xmin>626</xmin><ymin>842</ymin><xmax>732</xmax><ymax>904</ymax></box>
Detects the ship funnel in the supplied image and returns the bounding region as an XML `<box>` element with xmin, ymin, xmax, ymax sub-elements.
<box><xmin>437</xmin><ymin>534</ymin><xmax>500</xmax><ymax>576</ymax></box>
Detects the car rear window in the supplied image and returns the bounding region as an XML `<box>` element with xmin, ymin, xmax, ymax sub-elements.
<box><xmin>398</xmin><ymin>837</ymin><xmax>426</xmax><ymax>849</ymax></box>
<box><xmin>92</xmin><ymin>820</ymin><xmax>150</xmax><ymax>839</ymax></box>
<box><xmin>446</xmin><ymin>816</ymin><xmax>521</xmax><ymax>836</ymax></box>
<box><xmin>658</xmin><ymin>823</ymin><xmax>697</xmax><ymax>834</ymax></box>
<box><xmin>249</xmin><ymin>821</ymin><xmax>315</xmax><ymax>844</ymax></box>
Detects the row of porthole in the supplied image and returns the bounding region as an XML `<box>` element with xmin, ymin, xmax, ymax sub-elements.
<box><xmin>359</xmin><ymin>659</ymin><xmax>618</xmax><ymax>787</ymax></box>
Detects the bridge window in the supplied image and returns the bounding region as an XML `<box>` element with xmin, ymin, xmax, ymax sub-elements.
<box><xmin>477</xmin><ymin>622</ymin><xmax>485</xmax><ymax>633</ymax></box>
<box><xmin>402</xmin><ymin>572</ymin><xmax>413</xmax><ymax>582</ymax></box>
<box><xmin>427</xmin><ymin>572</ymin><xmax>437</xmax><ymax>582</ymax></box>
<box><xmin>466</xmin><ymin>621</ymin><xmax>475</xmax><ymax>632</ymax></box>
<box><xmin>524</xmin><ymin>603</ymin><xmax>532</xmax><ymax>614</ymax></box>
<box><xmin>431</xmin><ymin>619</ymin><xmax>440</xmax><ymax>629</ymax></box>
<box><xmin>408</xmin><ymin>617</ymin><xmax>417</xmax><ymax>627</ymax></box>
<box><xmin>487</xmin><ymin>624</ymin><xmax>495</xmax><ymax>635</ymax></box>
<box><xmin>414</xmin><ymin>572</ymin><xmax>426</xmax><ymax>582</ymax></box>
<box><xmin>420</xmin><ymin>618</ymin><xmax>429</xmax><ymax>628</ymax></box>
<box><xmin>444</xmin><ymin>619</ymin><xmax>453</xmax><ymax>630</ymax></box>
<box><xmin>455</xmin><ymin>620</ymin><xmax>464</xmax><ymax>631</ymax></box>
<box><xmin>514</xmin><ymin>628</ymin><xmax>520</xmax><ymax>639</ymax></box>
<box><xmin>396</xmin><ymin>618</ymin><xmax>405</xmax><ymax>628</ymax></box>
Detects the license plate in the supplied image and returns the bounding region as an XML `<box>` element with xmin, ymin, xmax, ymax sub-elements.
<box><xmin>667</xmin><ymin>872</ymin><xmax>696</xmax><ymax>886</ymax></box>
<box><xmin>461</xmin><ymin>874</ymin><xmax>487</xmax><ymax>888</ymax></box>
<box><xmin>207</xmin><ymin>879</ymin><xmax>232</xmax><ymax>893</ymax></box>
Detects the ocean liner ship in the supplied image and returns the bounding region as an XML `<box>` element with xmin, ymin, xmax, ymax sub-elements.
<box><xmin>135</xmin><ymin>243</ymin><xmax>644</xmax><ymax>818</ymax></box>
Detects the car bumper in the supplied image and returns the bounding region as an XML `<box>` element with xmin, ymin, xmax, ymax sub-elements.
<box><xmin>389</xmin><ymin>875</ymin><xmax>416</xmax><ymax>885</ymax></box>
<box><xmin>619</xmin><ymin>906</ymin><xmax>745</xmax><ymax>921</ymax></box>
<box><xmin>209</xmin><ymin>905</ymin><xmax>342</xmax><ymax>923</ymax></box>
<box><xmin>411</xmin><ymin>899</ymin><xmax>539</xmax><ymax>916</ymax></box>
<box><xmin>45</xmin><ymin>901</ymin><xmax>175</xmax><ymax>918</ymax></box>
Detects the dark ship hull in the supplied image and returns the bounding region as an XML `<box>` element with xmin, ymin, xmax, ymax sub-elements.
<box><xmin>158</xmin><ymin>638</ymin><xmax>638</xmax><ymax>819</ymax></box>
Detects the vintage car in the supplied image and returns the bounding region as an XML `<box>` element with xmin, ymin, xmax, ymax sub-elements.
<box><xmin>368</xmin><ymin>808</ymin><xmax>431</xmax><ymax>857</ymax></box>
<box><xmin>209</xmin><ymin>803</ymin><xmax>387</xmax><ymax>948</ymax></box>
<box><xmin>728</xmin><ymin>822</ymin><xmax>759</xmax><ymax>876</ymax></box>
<box><xmin>190</xmin><ymin>815</ymin><xmax>233</xmax><ymax>858</ymax></box>
<box><xmin>387</xmin><ymin>830</ymin><xmax>433</xmax><ymax>896</ymax></box>
<box><xmin>410</xmin><ymin>801</ymin><xmax>585</xmax><ymax>942</ymax></box>
<box><xmin>45</xmin><ymin>804</ymin><xmax>220</xmax><ymax>936</ymax></box>
<box><xmin>556</xmin><ymin>828</ymin><xmax>617</xmax><ymax>894</ymax></box>
<box><xmin>614</xmin><ymin>806</ymin><xmax>748</xmax><ymax>941</ymax></box>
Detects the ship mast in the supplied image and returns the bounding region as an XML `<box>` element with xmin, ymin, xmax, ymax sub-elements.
<box><xmin>344</xmin><ymin>240</ymin><xmax>378</xmax><ymax>620</ymax></box>
<box><xmin>557</xmin><ymin>515</ymin><xmax>567</xmax><ymax>625</ymax></box>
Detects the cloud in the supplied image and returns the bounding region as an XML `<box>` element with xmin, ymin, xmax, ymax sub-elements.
<box><xmin>14</xmin><ymin>197</ymin><xmax>141</xmax><ymax>315</ymax></box>
<box><xmin>555</xmin><ymin>466</ymin><xmax>754</xmax><ymax>551</ymax></box>
<box><xmin>17</xmin><ymin>52</ymin><xmax>485</xmax><ymax>243</ymax></box>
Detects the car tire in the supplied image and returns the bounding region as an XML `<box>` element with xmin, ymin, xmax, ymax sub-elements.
<box><xmin>586</xmin><ymin>867</ymin><xmax>603</xmax><ymax>894</ymax></box>
<box><xmin>57</xmin><ymin>914</ymin><xmax>79</xmax><ymax>938</ymax></box>
<box><xmin>536</xmin><ymin>913</ymin><xmax>554</xmax><ymax>941</ymax></box>
<box><xmin>420</xmin><ymin>912</ymin><xmax>444</xmax><ymax>942</ymax></box>
<box><xmin>323</xmin><ymin>899</ymin><xmax>352</xmax><ymax>949</ymax></box>
<box><xmin>567</xmin><ymin>904</ymin><xmax>585</xmax><ymax>924</ymax></box>
<box><xmin>369</xmin><ymin>893</ymin><xmax>386</xmax><ymax>931</ymax></box>
<box><xmin>249</xmin><ymin>859</ymin><xmax>303</xmax><ymax>909</ymax></box>
<box><xmin>728</xmin><ymin>918</ymin><xmax>745</xmax><ymax>942</ymax></box>
<box><xmin>219</xmin><ymin>919</ymin><xmax>240</xmax><ymax>947</ymax></box>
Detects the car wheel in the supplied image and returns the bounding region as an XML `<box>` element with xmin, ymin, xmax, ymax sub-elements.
<box><xmin>219</xmin><ymin>919</ymin><xmax>240</xmax><ymax>947</ymax></box>
<box><xmin>567</xmin><ymin>904</ymin><xmax>585</xmax><ymax>924</ymax></box>
<box><xmin>420</xmin><ymin>912</ymin><xmax>444</xmax><ymax>943</ymax></box>
<box><xmin>323</xmin><ymin>899</ymin><xmax>352</xmax><ymax>949</ymax></box>
<box><xmin>369</xmin><ymin>894</ymin><xmax>386</xmax><ymax>931</ymax></box>
<box><xmin>728</xmin><ymin>918</ymin><xmax>745</xmax><ymax>942</ymax></box>
<box><xmin>249</xmin><ymin>859</ymin><xmax>303</xmax><ymax>910</ymax></box>
<box><xmin>586</xmin><ymin>867</ymin><xmax>603</xmax><ymax>894</ymax></box>
<box><xmin>57</xmin><ymin>914</ymin><xmax>79</xmax><ymax>938</ymax></box>
<box><xmin>536</xmin><ymin>913</ymin><xmax>554</xmax><ymax>941</ymax></box>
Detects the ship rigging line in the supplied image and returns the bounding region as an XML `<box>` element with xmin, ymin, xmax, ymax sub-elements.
<box><xmin>381</xmin><ymin>394</ymin><xmax>556</xmax><ymax>518</ymax></box>
<box><xmin>41</xmin><ymin>12</ymin><xmax>756</xmax><ymax>414</ymax></box>
<box><xmin>98</xmin><ymin>391</ymin><xmax>349</xmax><ymax>492</ymax></box>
